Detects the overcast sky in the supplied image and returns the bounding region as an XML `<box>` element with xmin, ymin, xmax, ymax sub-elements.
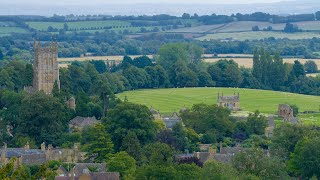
<box><xmin>5</xmin><ymin>0</ymin><xmax>292</xmax><ymax>5</ymax></box>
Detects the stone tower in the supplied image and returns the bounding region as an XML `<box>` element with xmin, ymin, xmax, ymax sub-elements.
<box><xmin>33</xmin><ymin>41</ymin><xmax>60</xmax><ymax>94</ymax></box>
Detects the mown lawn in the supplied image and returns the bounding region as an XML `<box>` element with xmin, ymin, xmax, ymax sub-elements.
<box><xmin>117</xmin><ymin>87</ymin><xmax>320</xmax><ymax>125</ymax></box>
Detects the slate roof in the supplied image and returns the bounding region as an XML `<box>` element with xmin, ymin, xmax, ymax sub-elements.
<box><xmin>0</xmin><ymin>148</ymin><xmax>44</xmax><ymax>158</ymax></box>
<box><xmin>73</xmin><ymin>163</ymin><xmax>106</xmax><ymax>177</ymax></box>
<box><xmin>69</xmin><ymin>116</ymin><xmax>99</xmax><ymax>127</ymax></box>
<box><xmin>162</xmin><ymin>113</ymin><xmax>181</xmax><ymax>129</ymax></box>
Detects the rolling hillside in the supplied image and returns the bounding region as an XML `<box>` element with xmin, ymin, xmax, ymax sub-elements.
<box><xmin>117</xmin><ymin>88</ymin><xmax>320</xmax><ymax>125</ymax></box>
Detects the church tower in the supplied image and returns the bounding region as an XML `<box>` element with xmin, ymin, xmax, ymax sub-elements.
<box><xmin>32</xmin><ymin>41</ymin><xmax>60</xmax><ymax>94</ymax></box>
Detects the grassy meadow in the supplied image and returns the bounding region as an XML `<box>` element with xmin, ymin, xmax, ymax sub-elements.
<box><xmin>26</xmin><ymin>20</ymin><xmax>131</xmax><ymax>31</ymax></box>
<box><xmin>197</xmin><ymin>31</ymin><xmax>320</xmax><ymax>41</ymax></box>
<box><xmin>117</xmin><ymin>88</ymin><xmax>320</xmax><ymax>125</ymax></box>
<box><xmin>0</xmin><ymin>27</ymin><xmax>28</xmax><ymax>36</ymax></box>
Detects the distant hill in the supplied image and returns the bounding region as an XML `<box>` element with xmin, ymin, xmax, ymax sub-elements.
<box><xmin>1</xmin><ymin>1</ymin><xmax>320</xmax><ymax>16</ymax></box>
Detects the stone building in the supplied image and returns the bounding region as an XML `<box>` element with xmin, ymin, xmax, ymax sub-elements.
<box><xmin>55</xmin><ymin>163</ymin><xmax>120</xmax><ymax>180</ymax></box>
<box><xmin>217</xmin><ymin>92</ymin><xmax>240</xmax><ymax>111</ymax></box>
<box><xmin>31</xmin><ymin>41</ymin><xmax>60</xmax><ymax>95</ymax></box>
<box><xmin>162</xmin><ymin>112</ymin><xmax>182</xmax><ymax>129</ymax></box>
<box><xmin>0</xmin><ymin>142</ymin><xmax>85</xmax><ymax>166</ymax></box>
<box><xmin>278</xmin><ymin>104</ymin><xmax>298</xmax><ymax>123</ymax></box>
<box><xmin>69</xmin><ymin>116</ymin><xmax>99</xmax><ymax>132</ymax></box>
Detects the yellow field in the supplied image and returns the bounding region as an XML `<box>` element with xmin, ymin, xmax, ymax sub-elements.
<box><xmin>204</xmin><ymin>58</ymin><xmax>320</xmax><ymax>68</ymax></box>
<box><xmin>58</xmin><ymin>55</ymin><xmax>154</xmax><ymax>67</ymax></box>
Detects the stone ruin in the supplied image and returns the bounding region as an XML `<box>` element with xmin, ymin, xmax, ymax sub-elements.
<box><xmin>278</xmin><ymin>104</ymin><xmax>298</xmax><ymax>124</ymax></box>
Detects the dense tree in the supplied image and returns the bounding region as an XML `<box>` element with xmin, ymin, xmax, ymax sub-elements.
<box><xmin>143</xmin><ymin>142</ymin><xmax>173</xmax><ymax>165</ymax></box>
<box><xmin>82</xmin><ymin>123</ymin><xmax>114</xmax><ymax>162</ymax></box>
<box><xmin>120</xmin><ymin>131</ymin><xmax>142</xmax><ymax>161</ymax></box>
<box><xmin>10</xmin><ymin>92</ymin><xmax>71</xmax><ymax>145</ymax></box>
<box><xmin>122</xmin><ymin>66</ymin><xmax>150</xmax><ymax>89</ymax></box>
<box><xmin>232</xmin><ymin>148</ymin><xmax>288</xmax><ymax>179</ymax></box>
<box><xmin>270</xmin><ymin>124</ymin><xmax>307</xmax><ymax>161</ymax></box>
<box><xmin>201</xmin><ymin>160</ymin><xmax>239</xmax><ymax>180</ymax></box>
<box><xmin>304</xmin><ymin>60</ymin><xmax>318</xmax><ymax>73</ymax></box>
<box><xmin>107</xmin><ymin>151</ymin><xmax>136</xmax><ymax>179</ymax></box>
<box><xmin>0</xmin><ymin>49</ymin><xmax>3</xmax><ymax>60</ymax></box>
<box><xmin>288</xmin><ymin>137</ymin><xmax>320</xmax><ymax>178</ymax></box>
<box><xmin>104</xmin><ymin>102</ymin><xmax>157</xmax><ymax>151</ymax></box>
<box><xmin>90</xmin><ymin>60</ymin><xmax>107</xmax><ymax>73</ymax></box>
<box><xmin>207</xmin><ymin>60</ymin><xmax>243</xmax><ymax>87</ymax></box>
<box><xmin>284</xmin><ymin>23</ymin><xmax>300</xmax><ymax>33</ymax></box>
<box><xmin>136</xmin><ymin>165</ymin><xmax>177</xmax><ymax>180</ymax></box>
<box><xmin>181</xmin><ymin>104</ymin><xmax>234</xmax><ymax>141</ymax></box>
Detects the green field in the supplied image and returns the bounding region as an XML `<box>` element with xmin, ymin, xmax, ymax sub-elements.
<box><xmin>0</xmin><ymin>27</ymin><xmax>28</xmax><ymax>36</ymax></box>
<box><xmin>117</xmin><ymin>88</ymin><xmax>320</xmax><ymax>125</ymax></box>
<box><xmin>26</xmin><ymin>20</ymin><xmax>131</xmax><ymax>31</ymax></box>
<box><xmin>197</xmin><ymin>31</ymin><xmax>320</xmax><ymax>41</ymax></box>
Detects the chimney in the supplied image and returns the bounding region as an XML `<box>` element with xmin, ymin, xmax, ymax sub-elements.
<box><xmin>41</xmin><ymin>142</ymin><xmax>46</xmax><ymax>151</ymax></box>
<box><xmin>1</xmin><ymin>143</ymin><xmax>7</xmax><ymax>164</ymax></box>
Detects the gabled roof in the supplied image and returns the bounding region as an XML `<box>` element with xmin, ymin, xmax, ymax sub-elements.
<box><xmin>69</xmin><ymin>116</ymin><xmax>99</xmax><ymax>127</ymax></box>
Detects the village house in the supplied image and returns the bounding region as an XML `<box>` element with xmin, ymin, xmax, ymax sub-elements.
<box><xmin>0</xmin><ymin>142</ymin><xmax>86</xmax><ymax>166</ymax></box>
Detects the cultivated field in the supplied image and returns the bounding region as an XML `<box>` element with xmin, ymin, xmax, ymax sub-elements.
<box><xmin>210</xmin><ymin>21</ymin><xmax>285</xmax><ymax>33</ymax></box>
<box><xmin>26</xmin><ymin>20</ymin><xmax>131</xmax><ymax>31</ymax></box>
<box><xmin>197</xmin><ymin>31</ymin><xmax>320</xmax><ymax>41</ymax></box>
<box><xmin>58</xmin><ymin>55</ymin><xmax>154</xmax><ymax>67</ymax></box>
<box><xmin>171</xmin><ymin>21</ymin><xmax>320</xmax><ymax>34</ymax></box>
<box><xmin>117</xmin><ymin>87</ymin><xmax>320</xmax><ymax>125</ymax></box>
<box><xmin>167</xmin><ymin>24</ymin><xmax>224</xmax><ymax>33</ymax></box>
<box><xmin>204</xmin><ymin>57</ymin><xmax>320</xmax><ymax>68</ymax></box>
<box><xmin>0</xmin><ymin>27</ymin><xmax>28</xmax><ymax>36</ymax></box>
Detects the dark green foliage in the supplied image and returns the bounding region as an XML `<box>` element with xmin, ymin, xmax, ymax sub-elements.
<box><xmin>0</xmin><ymin>49</ymin><xmax>3</xmax><ymax>60</ymax></box>
<box><xmin>252</xmin><ymin>49</ymin><xmax>288</xmax><ymax>90</ymax></box>
<box><xmin>82</xmin><ymin>123</ymin><xmax>114</xmax><ymax>162</ymax></box>
<box><xmin>9</xmin><ymin>92</ymin><xmax>71</xmax><ymax>145</ymax></box>
<box><xmin>288</xmin><ymin>137</ymin><xmax>320</xmax><ymax>179</ymax></box>
<box><xmin>132</xmin><ymin>56</ymin><xmax>153</xmax><ymax>68</ymax></box>
<box><xmin>252</xmin><ymin>25</ymin><xmax>259</xmax><ymax>31</ymax></box>
<box><xmin>291</xmin><ymin>60</ymin><xmax>306</xmax><ymax>79</ymax></box>
<box><xmin>142</xmin><ymin>142</ymin><xmax>173</xmax><ymax>165</ymax></box>
<box><xmin>284</xmin><ymin>23</ymin><xmax>300</xmax><ymax>33</ymax></box>
<box><xmin>232</xmin><ymin>148</ymin><xmax>288</xmax><ymax>180</ymax></box>
<box><xmin>270</xmin><ymin>124</ymin><xmax>307</xmax><ymax>161</ymax></box>
<box><xmin>181</xmin><ymin>104</ymin><xmax>234</xmax><ymax>141</ymax></box>
<box><xmin>90</xmin><ymin>60</ymin><xmax>107</xmax><ymax>73</ymax></box>
<box><xmin>246</xmin><ymin>111</ymin><xmax>267</xmax><ymax>135</ymax></box>
<box><xmin>136</xmin><ymin>165</ymin><xmax>178</xmax><ymax>180</ymax></box>
<box><xmin>207</xmin><ymin>59</ymin><xmax>243</xmax><ymax>87</ymax></box>
<box><xmin>289</xmin><ymin>104</ymin><xmax>299</xmax><ymax>117</ymax></box>
<box><xmin>107</xmin><ymin>151</ymin><xmax>136</xmax><ymax>178</ymax></box>
<box><xmin>120</xmin><ymin>131</ymin><xmax>142</xmax><ymax>161</ymax></box>
<box><xmin>201</xmin><ymin>160</ymin><xmax>240</xmax><ymax>180</ymax></box>
<box><xmin>104</xmin><ymin>102</ymin><xmax>157</xmax><ymax>151</ymax></box>
<box><xmin>304</xmin><ymin>60</ymin><xmax>318</xmax><ymax>73</ymax></box>
<box><xmin>122</xmin><ymin>66</ymin><xmax>150</xmax><ymax>89</ymax></box>
<box><xmin>144</xmin><ymin>65</ymin><xmax>169</xmax><ymax>88</ymax></box>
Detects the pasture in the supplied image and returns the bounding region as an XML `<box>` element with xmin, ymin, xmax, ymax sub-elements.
<box><xmin>197</xmin><ymin>31</ymin><xmax>320</xmax><ymax>41</ymax></box>
<box><xmin>117</xmin><ymin>88</ymin><xmax>320</xmax><ymax>125</ymax></box>
<box><xmin>26</xmin><ymin>20</ymin><xmax>131</xmax><ymax>31</ymax></box>
<box><xmin>0</xmin><ymin>27</ymin><xmax>28</xmax><ymax>36</ymax></box>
